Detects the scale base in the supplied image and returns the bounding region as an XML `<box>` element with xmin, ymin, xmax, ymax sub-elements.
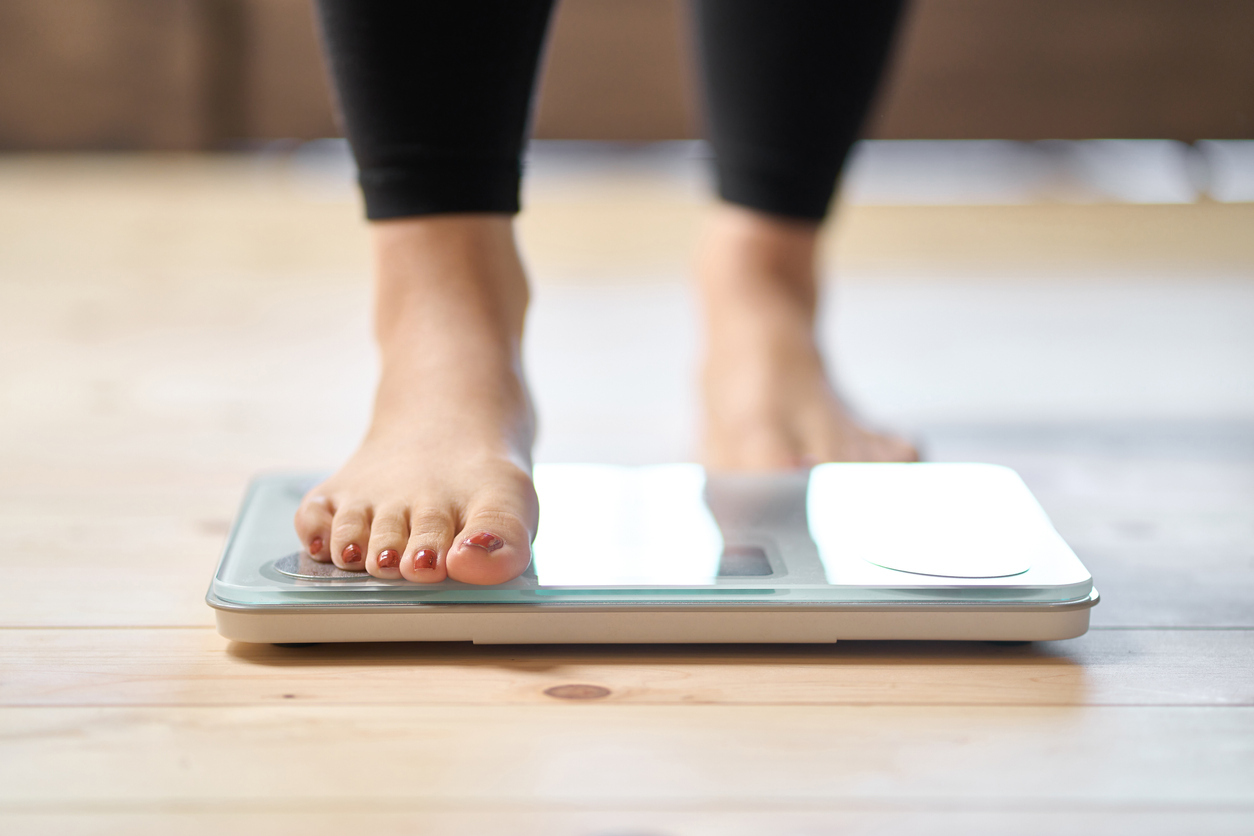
<box><xmin>210</xmin><ymin>592</ymin><xmax>1099</xmax><ymax>645</ymax></box>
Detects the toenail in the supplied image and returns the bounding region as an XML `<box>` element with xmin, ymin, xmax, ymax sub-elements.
<box><xmin>414</xmin><ymin>549</ymin><xmax>437</xmax><ymax>570</ymax></box>
<box><xmin>378</xmin><ymin>549</ymin><xmax>400</xmax><ymax>569</ymax></box>
<box><xmin>463</xmin><ymin>532</ymin><xmax>504</xmax><ymax>552</ymax></box>
<box><xmin>342</xmin><ymin>544</ymin><xmax>363</xmax><ymax>563</ymax></box>
<box><xmin>308</xmin><ymin>537</ymin><xmax>323</xmax><ymax>557</ymax></box>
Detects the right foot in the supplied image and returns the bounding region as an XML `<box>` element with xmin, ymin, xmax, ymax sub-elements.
<box><xmin>293</xmin><ymin>216</ymin><xmax>539</xmax><ymax>585</ymax></box>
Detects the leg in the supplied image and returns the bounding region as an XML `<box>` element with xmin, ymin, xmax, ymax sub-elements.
<box><xmin>293</xmin><ymin>0</ymin><xmax>555</xmax><ymax>584</ymax></box>
<box><xmin>693</xmin><ymin>0</ymin><xmax>916</xmax><ymax>468</ymax></box>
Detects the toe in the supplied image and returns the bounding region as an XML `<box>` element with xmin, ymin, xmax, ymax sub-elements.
<box><xmin>294</xmin><ymin>493</ymin><xmax>335</xmax><ymax>562</ymax></box>
<box><xmin>399</xmin><ymin>509</ymin><xmax>456</xmax><ymax>584</ymax></box>
<box><xmin>366</xmin><ymin>505</ymin><xmax>410</xmax><ymax>579</ymax></box>
<box><xmin>446</xmin><ymin>503</ymin><xmax>536</xmax><ymax>586</ymax></box>
<box><xmin>329</xmin><ymin>503</ymin><xmax>371</xmax><ymax>571</ymax></box>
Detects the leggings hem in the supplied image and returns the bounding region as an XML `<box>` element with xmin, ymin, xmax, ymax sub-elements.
<box><xmin>359</xmin><ymin>162</ymin><xmax>522</xmax><ymax>220</ymax></box>
<box><xmin>713</xmin><ymin>158</ymin><xmax>844</xmax><ymax>222</ymax></box>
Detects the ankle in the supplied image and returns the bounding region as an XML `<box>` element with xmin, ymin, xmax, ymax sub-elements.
<box><xmin>371</xmin><ymin>214</ymin><xmax>530</xmax><ymax>349</ymax></box>
<box><xmin>698</xmin><ymin>203</ymin><xmax>822</xmax><ymax>333</ymax></box>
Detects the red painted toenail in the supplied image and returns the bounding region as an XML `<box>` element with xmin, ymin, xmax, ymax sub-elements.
<box><xmin>308</xmin><ymin>537</ymin><xmax>323</xmax><ymax>557</ymax></box>
<box><xmin>464</xmin><ymin>532</ymin><xmax>504</xmax><ymax>552</ymax></box>
<box><xmin>342</xmin><ymin>544</ymin><xmax>363</xmax><ymax>563</ymax></box>
<box><xmin>378</xmin><ymin>549</ymin><xmax>400</xmax><ymax>569</ymax></box>
<box><xmin>414</xmin><ymin>549</ymin><xmax>437</xmax><ymax>570</ymax></box>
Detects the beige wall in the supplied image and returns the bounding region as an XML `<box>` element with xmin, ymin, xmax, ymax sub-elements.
<box><xmin>1</xmin><ymin>0</ymin><xmax>1251</xmax><ymax>150</ymax></box>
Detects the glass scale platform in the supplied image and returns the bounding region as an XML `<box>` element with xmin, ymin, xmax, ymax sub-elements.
<box><xmin>207</xmin><ymin>463</ymin><xmax>1098</xmax><ymax>643</ymax></box>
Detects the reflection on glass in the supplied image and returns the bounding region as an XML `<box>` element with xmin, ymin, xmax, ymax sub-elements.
<box><xmin>716</xmin><ymin>546</ymin><xmax>773</xmax><ymax>577</ymax></box>
<box><xmin>532</xmin><ymin>464</ymin><xmax>724</xmax><ymax>586</ymax></box>
<box><xmin>807</xmin><ymin>463</ymin><xmax>1037</xmax><ymax>579</ymax></box>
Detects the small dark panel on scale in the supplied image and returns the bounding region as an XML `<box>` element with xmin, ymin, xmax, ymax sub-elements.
<box><xmin>717</xmin><ymin>546</ymin><xmax>773</xmax><ymax>577</ymax></box>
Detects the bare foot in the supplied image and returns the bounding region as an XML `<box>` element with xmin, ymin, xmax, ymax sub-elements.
<box><xmin>697</xmin><ymin>204</ymin><xmax>917</xmax><ymax>469</ymax></box>
<box><xmin>294</xmin><ymin>216</ymin><xmax>538</xmax><ymax>584</ymax></box>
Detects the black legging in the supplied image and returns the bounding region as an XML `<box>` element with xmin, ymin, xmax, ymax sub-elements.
<box><xmin>315</xmin><ymin>0</ymin><xmax>906</xmax><ymax>222</ymax></box>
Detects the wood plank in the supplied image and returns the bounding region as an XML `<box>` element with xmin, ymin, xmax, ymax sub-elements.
<box><xmin>7</xmin><ymin>482</ymin><xmax>1248</xmax><ymax>629</ymax></box>
<box><xmin>2</xmin><ymin>628</ymin><xmax>1250</xmax><ymax>708</ymax></box>
<box><xmin>924</xmin><ymin>426</ymin><xmax>1254</xmax><ymax>628</ymax></box>
<box><xmin>4</xmin><ymin>811</ymin><xmax>1253</xmax><ymax>836</ymax></box>
<box><xmin>5</xmin><ymin>157</ymin><xmax>1254</xmax><ymax>284</ymax></box>
<box><xmin>0</xmin><ymin>511</ymin><xmax>223</xmax><ymax>628</ymax></box>
<box><xmin>1080</xmin><ymin>551</ymin><xmax>1254</xmax><ymax>628</ymax></box>
<box><xmin>2</xmin><ymin>706</ymin><xmax>1251</xmax><ymax>809</ymax></box>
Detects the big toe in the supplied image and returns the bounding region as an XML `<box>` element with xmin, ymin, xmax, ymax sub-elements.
<box><xmin>445</xmin><ymin>479</ymin><xmax>538</xmax><ymax>585</ymax></box>
<box><xmin>447</xmin><ymin>516</ymin><xmax>533</xmax><ymax>585</ymax></box>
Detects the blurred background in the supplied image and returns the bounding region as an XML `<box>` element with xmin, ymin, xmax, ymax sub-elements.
<box><xmin>2</xmin><ymin>0</ymin><xmax>1252</xmax><ymax>541</ymax></box>
<box><xmin>3</xmin><ymin>0</ymin><xmax>1253</xmax><ymax>147</ymax></box>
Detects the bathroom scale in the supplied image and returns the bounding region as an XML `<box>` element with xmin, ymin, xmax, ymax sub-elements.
<box><xmin>207</xmin><ymin>463</ymin><xmax>1098</xmax><ymax>644</ymax></box>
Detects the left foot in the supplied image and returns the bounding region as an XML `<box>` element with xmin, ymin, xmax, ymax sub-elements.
<box><xmin>696</xmin><ymin>204</ymin><xmax>917</xmax><ymax>469</ymax></box>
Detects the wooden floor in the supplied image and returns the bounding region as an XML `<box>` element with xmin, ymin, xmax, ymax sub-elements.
<box><xmin>2</xmin><ymin>154</ymin><xmax>1252</xmax><ymax>835</ymax></box>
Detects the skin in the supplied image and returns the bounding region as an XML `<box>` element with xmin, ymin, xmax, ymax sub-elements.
<box><xmin>294</xmin><ymin>204</ymin><xmax>915</xmax><ymax>585</ymax></box>
<box><xmin>697</xmin><ymin>204</ymin><xmax>917</xmax><ymax>467</ymax></box>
